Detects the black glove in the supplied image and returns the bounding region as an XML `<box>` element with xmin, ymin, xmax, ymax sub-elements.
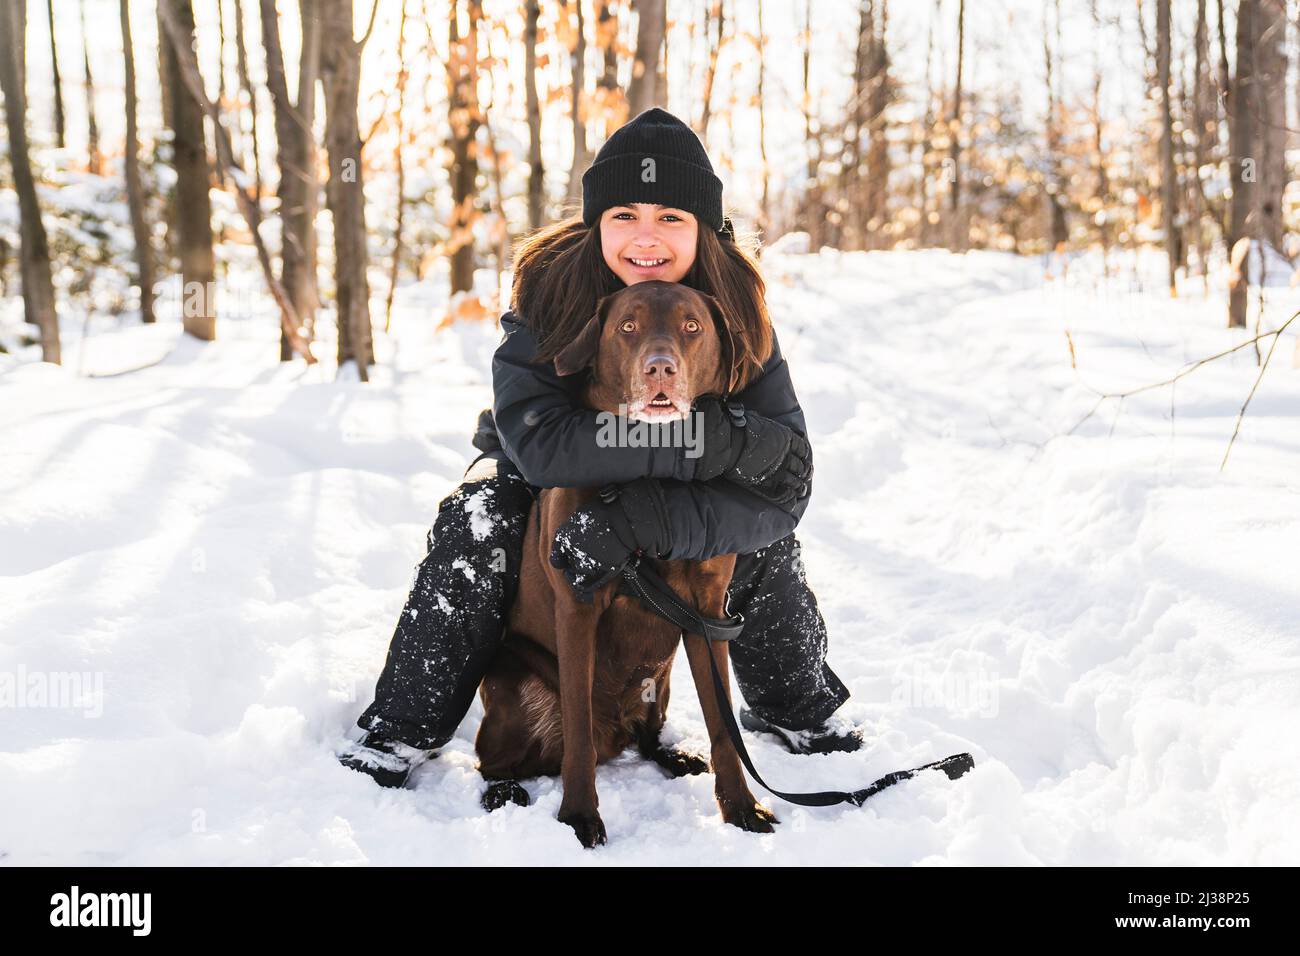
<box><xmin>548</xmin><ymin>478</ymin><xmax>672</xmax><ymax>601</ymax></box>
<box><xmin>690</xmin><ymin>396</ymin><xmax>813</xmax><ymax>504</ymax></box>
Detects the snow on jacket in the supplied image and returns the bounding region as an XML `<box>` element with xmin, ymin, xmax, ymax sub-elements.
<box><xmin>473</xmin><ymin>309</ymin><xmax>811</xmax><ymax>561</ymax></box>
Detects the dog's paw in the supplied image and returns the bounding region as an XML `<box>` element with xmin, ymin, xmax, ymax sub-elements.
<box><xmin>650</xmin><ymin>746</ymin><xmax>711</xmax><ymax>778</ymax></box>
<box><xmin>481</xmin><ymin>780</ymin><xmax>530</xmax><ymax>812</ymax></box>
<box><xmin>558</xmin><ymin>811</ymin><xmax>607</xmax><ymax>848</ymax></box>
<box><xmin>720</xmin><ymin>798</ymin><xmax>779</xmax><ymax>833</ymax></box>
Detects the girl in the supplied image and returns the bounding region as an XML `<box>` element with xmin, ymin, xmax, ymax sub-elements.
<box><xmin>340</xmin><ymin>108</ymin><xmax>860</xmax><ymax>788</ymax></box>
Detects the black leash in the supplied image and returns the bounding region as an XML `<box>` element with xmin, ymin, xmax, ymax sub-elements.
<box><xmin>617</xmin><ymin>555</ymin><xmax>975</xmax><ymax>808</ymax></box>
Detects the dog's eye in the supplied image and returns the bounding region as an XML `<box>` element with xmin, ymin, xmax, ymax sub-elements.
<box><xmin>684</xmin><ymin>319</ymin><xmax>700</xmax><ymax>333</ymax></box>
<box><xmin>619</xmin><ymin>319</ymin><xmax>636</xmax><ymax>333</ymax></box>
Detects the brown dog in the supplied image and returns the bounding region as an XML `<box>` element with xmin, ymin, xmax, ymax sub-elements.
<box><xmin>475</xmin><ymin>280</ymin><xmax>778</xmax><ymax>847</ymax></box>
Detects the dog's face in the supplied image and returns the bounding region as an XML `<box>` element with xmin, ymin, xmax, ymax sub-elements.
<box><xmin>553</xmin><ymin>281</ymin><xmax>735</xmax><ymax>422</ymax></box>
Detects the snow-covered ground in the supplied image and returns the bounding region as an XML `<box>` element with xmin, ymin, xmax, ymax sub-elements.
<box><xmin>2</xmin><ymin>248</ymin><xmax>1298</xmax><ymax>865</ymax></box>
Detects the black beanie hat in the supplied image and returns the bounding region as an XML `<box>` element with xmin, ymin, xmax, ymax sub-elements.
<box><xmin>582</xmin><ymin>107</ymin><xmax>730</xmax><ymax>237</ymax></box>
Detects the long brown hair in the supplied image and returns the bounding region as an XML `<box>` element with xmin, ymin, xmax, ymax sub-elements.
<box><xmin>509</xmin><ymin>209</ymin><xmax>774</xmax><ymax>395</ymax></box>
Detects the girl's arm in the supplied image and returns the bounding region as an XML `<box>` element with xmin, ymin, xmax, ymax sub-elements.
<box><xmin>491</xmin><ymin>312</ymin><xmax>691</xmax><ymax>487</ymax></box>
<box><xmin>490</xmin><ymin>311</ymin><xmax>813</xmax><ymax>557</ymax></box>
<box><xmin>656</xmin><ymin>331</ymin><xmax>813</xmax><ymax>558</ymax></box>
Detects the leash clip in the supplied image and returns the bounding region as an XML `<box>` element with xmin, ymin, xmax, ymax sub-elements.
<box><xmin>598</xmin><ymin>483</ymin><xmax>620</xmax><ymax>504</ymax></box>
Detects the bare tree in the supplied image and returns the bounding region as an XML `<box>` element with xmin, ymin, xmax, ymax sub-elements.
<box><xmin>232</xmin><ymin>0</ymin><xmax>264</xmax><ymax>201</ymax></box>
<box><xmin>46</xmin><ymin>0</ymin><xmax>65</xmax><ymax>149</ymax></box>
<box><xmin>948</xmin><ymin>0</ymin><xmax>965</xmax><ymax>248</ymax></box>
<box><xmin>798</xmin><ymin>0</ymin><xmax>826</xmax><ymax>246</ymax></box>
<box><xmin>319</xmin><ymin>0</ymin><xmax>377</xmax><ymax>377</ymax></box>
<box><xmin>481</xmin><ymin>14</ymin><xmax>512</xmax><ymax>294</ymax></box>
<box><xmin>1040</xmin><ymin>0</ymin><xmax>1068</xmax><ymax>255</ymax></box>
<box><xmin>1255</xmin><ymin>0</ymin><xmax>1286</xmax><ymax>253</ymax></box>
<box><xmin>565</xmin><ymin>0</ymin><xmax>590</xmax><ymax>204</ymax></box>
<box><xmin>863</xmin><ymin>1</ymin><xmax>891</xmax><ymax>248</ymax></box>
<box><xmin>1227</xmin><ymin>0</ymin><xmax>1257</xmax><ymax>329</ymax></box>
<box><xmin>159</xmin><ymin>0</ymin><xmax>217</xmax><ymax>342</ymax></box>
<box><xmin>1187</xmin><ymin>0</ymin><xmax>1212</xmax><ymax>280</ymax></box>
<box><xmin>261</xmin><ymin>0</ymin><xmax>322</xmax><ymax>360</ymax></box>
<box><xmin>120</xmin><ymin>0</ymin><xmax>154</xmax><ymax>324</ymax></box>
<box><xmin>842</xmin><ymin>0</ymin><xmax>873</xmax><ymax>248</ymax></box>
<box><xmin>448</xmin><ymin>0</ymin><xmax>483</xmax><ymax>295</ymax></box>
<box><xmin>628</xmin><ymin>0</ymin><xmax>666</xmax><ymax>115</ymax></box>
<box><xmin>698</xmin><ymin>1</ymin><xmax>724</xmax><ymax>145</ymax></box>
<box><xmin>524</xmin><ymin>0</ymin><xmax>544</xmax><ymax>228</ymax></box>
<box><xmin>384</xmin><ymin>0</ymin><xmax>411</xmax><ymax>332</ymax></box>
<box><xmin>80</xmin><ymin>0</ymin><xmax>101</xmax><ymax>176</ymax></box>
<box><xmin>595</xmin><ymin>0</ymin><xmax>626</xmax><ymax>134</ymax></box>
<box><xmin>0</xmin><ymin>0</ymin><xmax>60</xmax><ymax>363</ymax></box>
<box><xmin>1157</xmin><ymin>0</ymin><xmax>1178</xmax><ymax>294</ymax></box>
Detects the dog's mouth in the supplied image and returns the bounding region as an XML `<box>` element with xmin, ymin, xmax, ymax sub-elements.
<box><xmin>628</xmin><ymin>390</ymin><xmax>689</xmax><ymax>422</ymax></box>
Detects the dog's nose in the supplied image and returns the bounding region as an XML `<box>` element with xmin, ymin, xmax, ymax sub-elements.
<box><xmin>643</xmin><ymin>353</ymin><xmax>677</xmax><ymax>378</ymax></box>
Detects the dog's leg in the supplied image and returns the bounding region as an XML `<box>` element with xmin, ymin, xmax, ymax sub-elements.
<box><xmin>636</xmin><ymin>674</ymin><xmax>709</xmax><ymax>777</ymax></box>
<box><xmin>554</xmin><ymin>599</ymin><xmax>608</xmax><ymax>848</ymax></box>
<box><xmin>681</xmin><ymin>632</ymin><xmax>779</xmax><ymax>833</ymax></box>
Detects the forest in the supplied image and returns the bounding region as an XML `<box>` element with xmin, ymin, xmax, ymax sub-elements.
<box><xmin>3</xmin><ymin>1</ymin><xmax>1298</xmax><ymax>375</ymax></box>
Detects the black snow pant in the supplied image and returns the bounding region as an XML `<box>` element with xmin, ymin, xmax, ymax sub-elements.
<box><xmin>356</xmin><ymin>451</ymin><xmax>851</xmax><ymax>751</ymax></box>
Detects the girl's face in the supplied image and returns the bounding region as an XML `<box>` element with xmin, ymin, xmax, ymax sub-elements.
<box><xmin>600</xmin><ymin>203</ymin><xmax>698</xmax><ymax>285</ymax></box>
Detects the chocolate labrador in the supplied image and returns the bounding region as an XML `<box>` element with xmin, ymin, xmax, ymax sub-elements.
<box><xmin>475</xmin><ymin>280</ymin><xmax>778</xmax><ymax>847</ymax></box>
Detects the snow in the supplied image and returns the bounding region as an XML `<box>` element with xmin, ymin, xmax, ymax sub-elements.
<box><xmin>2</xmin><ymin>248</ymin><xmax>1299</xmax><ymax>865</ymax></box>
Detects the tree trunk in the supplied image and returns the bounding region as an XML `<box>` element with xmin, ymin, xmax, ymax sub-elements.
<box><xmin>566</xmin><ymin>0</ymin><xmax>590</xmax><ymax>205</ymax></box>
<box><xmin>80</xmin><ymin>0</ymin><xmax>101</xmax><ymax>176</ymax></box>
<box><xmin>160</xmin><ymin>0</ymin><xmax>217</xmax><ymax>342</ymax></box>
<box><xmin>842</xmin><ymin>0</ymin><xmax>871</xmax><ymax>249</ymax></box>
<box><xmin>628</xmin><ymin>0</ymin><xmax>665</xmax><ymax>116</ymax></box>
<box><xmin>1157</xmin><ymin>0</ymin><xmax>1177</xmax><ymax>294</ymax></box>
<box><xmin>447</xmin><ymin>0</ymin><xmax>482</xmax><ymax>294</ymax></box>
<box><xmin>0</xmin><ymin>0</ymin><xmax>60</xmax><ymax>363</ymax></box>
<box><xmin>481</xmin><ymin>19</ymin><xmax>511</xmax><ymax>302</ymax></box>
<box><xmin>863</xmin><ymin>1</ymin><xmax>891</xmax><ymax>248</ymax></box>
<box><xmin>595</xmin><ymin>0</ymin><xmax>626</xmax><ymax>135</ymax></box>
<box><xmin>1227</xmin><ymin>0</ymin><xmax>1257</xmax><ymax>329</ymax></box>
<box><xmin>653</xmin><ymin>0</ymin><xmax>668</xmax><ymax>109</ymax></box>
<box><xmin>1216</xmin><ymin>0</ymin><xmax>1231</xmax><ymax>238</ymax></box>
<box><xmin>46</xmin><ymin>0</ymin><xmax>65</xmax><ymax>148</ymax></box>
<box><xmin>698</xmin><ymin>1</ymin><xmax>723</xmax><ymax>145</ymax></box>
<box><xmin>919</xmin><ymin>0</ymin><xmax>938</xmax><ymax>246</ymax></box>
<box><xmin>233</xmin><ymin>0</ymin><xmax>264</xmax><ymax>201</ymax></box>
<box><xmin>524</xmin><ymin>0</ymin><xmax>544</xmax><ymax>229</ymax></box>
<box><xmin>1255</xmin><ymin>0</ymin><xmax>1286</xmax><ymax>254</ymax></box>
<box><xmin>261</xmin><ymin>0</ymin><xmax>321</xmax><ymax>361</ymax></box>
<box><xmin>1188</xmin><ymin>0</ymin><xmax>1210</xmax><ymax>280</ymax></box>
<box><xmin>798</xmin><ymin>0</ymin><xmax>824</xmax><ymax>247</ymax></box>
<box><xmin>320</xmin><ymin>0</ymin><xmax>374</xmax><ymax>377</ymax></box>
<box><xmin>120</xmin><ymin>0</ymin><xmax>154</xmax><ymax>324</ymax></box>
<box><xmin>384</xmin><ymin>0</ymin><xmax>410</xmax><ymax>333</ymax></box>
<box><xmin>1042</xmin><ymin>0</ymin><xmax>1067</xmax><ymax>252</ymax></box>
<box><xmin>949</xmin><ymin>0</ymin><xmax>965</xmax><ymax>248</ymax></box>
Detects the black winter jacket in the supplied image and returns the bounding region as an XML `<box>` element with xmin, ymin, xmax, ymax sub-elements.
<box><xmin>473</xmin><ymin>310</ymin><xmax>812</xmax><ymax>561</ymax></box>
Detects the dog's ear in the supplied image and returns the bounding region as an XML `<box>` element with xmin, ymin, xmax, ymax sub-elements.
<box><xmin>553</xmin><ymin>294</ymin><xmax>615</xmax><ymax>376</ymax></box>
<box><xmin>698</xmin><ymin>293</ymin><xmax>738</xmax><ymax>396</ymax></box>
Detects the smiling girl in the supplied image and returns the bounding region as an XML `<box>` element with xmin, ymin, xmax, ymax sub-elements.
<box><xmin>340</xmin><ymin>108</ymin><xmax>861</xmax><ymax>787</ymax></box>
